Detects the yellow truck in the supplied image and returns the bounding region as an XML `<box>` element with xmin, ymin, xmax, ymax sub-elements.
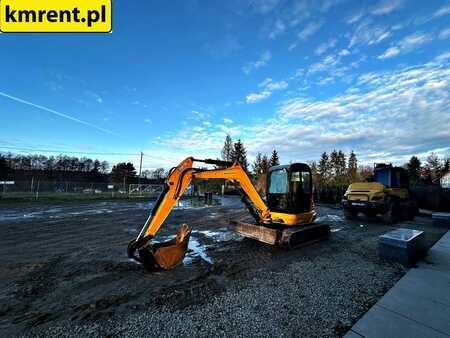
<box><xmin>342</xmin><ymin>164</ymin><xmax>418</xmax><ymax>223</ymax></box>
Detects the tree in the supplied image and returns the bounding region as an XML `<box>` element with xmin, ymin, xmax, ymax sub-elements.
<box><xmin>406</xmin><ymin>156</ymin><xmax>421</xmax><ymax>184</ymax></box>
<box><xmin>443</xmin><ymin>158</ymin><xmax>450</xmax><ymax>176</ymax></box>
<box><xmin>425</xmin><ymin>152</ymin><xmax>442</xmax><ymax>183</ymax></box>
<box><xmin>110</xmin><ymin>162</ymin><xmax>137</xmax><ymax>185</ymax></box>
<box><xmin>152</xmin><ymin>168</ymin><xmax>165</xmax><ymax>179</ymax></box>
<box><xmin>92</xmin><ymin>160</ymin><xmax>101</xmax><ymax>173</ymax></box>
<box><xmin>318</xmin><ymin>152</ymin><xmax>331</xmax><ymax>187</ymax></box>
<box><xmin>358</xmin><ymin>165</ymin><xmax>373</xmax><ymax>181</ymax></box>
<box><xmin>347</xmin><ymin>151</ymin><xmax>358</xmax><ymax>182</ymax></box>
<box><xmin>252</xmin><ymin>152</ymin><xmax>263</xmax><ymax>176</ymax></box>
<box><xmin>221</xmin><ymin>134</ymin><xmax>233</xmax><ymax>162</ymax></box>
<box><xmin>100</xmin><ymin>161</ymin><xmax>109</xmax><ymax>173</ymax></box>
<box><xmin>309</xmin><ymin>160</ymin><xmax>318</xmax><ymax>186</ymax></box>
<box><xmin>269</xmin><ymin>149</ymin><xmax>280</xmax><ymax>167</ymax></box>
<box><xmin>231</xmin><ymin>139</ymin><xmax>248</xmax><ymax>171</ymax></box>
<box><xmin>330</xmin><ymin>149</ymin><xmax>339</xmax><ymax>179</ymax></box>
<box><xmin>0</xmin><ymin>155</ymin><xmax>9</xmax><ymax>179</ymax></box>
<box><xmin>261</xmin><ymin>154</ymin><xmax>270</xmax><ymax>174</ymax></box>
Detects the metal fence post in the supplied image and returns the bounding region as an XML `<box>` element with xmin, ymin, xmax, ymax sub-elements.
<box><xmin>35</xmin><ymin>180</ymin><xmax>40</xmax><ymax>201</ymax></box>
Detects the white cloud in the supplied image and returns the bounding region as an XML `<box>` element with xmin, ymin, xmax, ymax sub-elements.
<box><xmin>144</xmin><ymin>118</ymin><xmax>152</xmax><ymax>124</ymax></box>
<box><xmin>345</xmin><ymin>11</ymin><xmax>364</xmax><ymax>24</ymax></box>
<box><xmin>251</xmin><ymin>0</ymin><xmax>280</xmax><ymax>14</ymax></box>
<box><xmin>246</xmin><ymin>91</ymin><xmax>272</xmax><ymax>103</ymax></box>
<box><xmin>152</xmin><ymin>56</ymin><xmax>450</xmax><ymax>167</ymax></box>
<box><xmin>298</xmin><ymin>21</ymin><xmax>323</xmax><ymax>41</ymax></box>
<box><xmin>435</xmin><ymin>51</ymin><xmax>450</xmax><ymax>62</ymax></box>
<box><xmin>223</xmin><ymin>118</ymin><xmax>233</xmax><ymax>124</ymax></box>
<box><xmin>371</xmin><ymin>0</ymin><xmax>402</xmax><ymax>16</ymax></box>
<box><xmin>315</xmin><ymin>38</ymin><xmax>338</xmax><ymax>55</ymax></box>
<box><xmin>378</xmin><ymin>32</ymin><xmax>432</xmax><ymax>60</ymax></box>
<box><xmin>399</xmin><ymin>32</ymin><xmax>432</xmax><ymax>49</ymax></box>
<box><xmin>309</xmin><ymin>54</ymin><xmax>340</xmax><ymax>73</ymax></box>
<box><xmin>246</xmin><ymin>78</ymin><xmax>288</xmax><ymax>104</ymax></box>
<box><xmin>439</xmin><ymin>27</ymin><xmax>450</xmax><ymax>40</ymax></box>
<box><xmin>339</xmin><ymin>49</ymin><xmax>350</xmax><ymax>56</ymax></box>
<box><xmin>242</xmin><ymin>51</ymin><xmax>272</xmax><ymax>74</ymax></box>
<box><xmin>269</xmin><ymin>19</ymin><xmax>285</xmax><ymax>40</ymax></box>
<box><xmin>202</xmin><ymin>121</ymin><xmax>211</xmax><ymax>126</ymax></box>
<box><xmin>434</xmin><ymin>4</ymin><xmax>450</xmax><ymax>17</ymax></box>
<box><xmin>348</xmin><ymin>20</ymin><xmax>392</xmax><ymax>48</ymax></box>
<box><xmin>378</xmin><ymin>46</ymin><xmax>400</xmax><ymax>59</ymax></box>
<box><xmin>84</xmin><ymin>90</ymin><xmax>103</xmax><ymax>104</ymax></box>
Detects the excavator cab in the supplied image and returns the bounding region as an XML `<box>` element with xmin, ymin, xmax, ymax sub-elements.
<box><xmin>267</xmin><ymin>164</ymin><xmax>313</xmax><ymax>215</ymax></box>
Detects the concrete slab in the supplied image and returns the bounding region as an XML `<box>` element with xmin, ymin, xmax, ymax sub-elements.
<box><xmin>347</xmin><ymin>229</ymin><xmax>450</xmax><ymax>338</ymax></box>
<box><xmin>419</xmin><ymin>248</ymin><xmax>450</xmax><ymax>272</ymax></box>
<box><xmin>349</xmin><ymin>305</ymin><xmax>449</xmax><ymax>338</ymax></box>
<box><xmin>392</xmin><ymin>268</ymin><xmax>450</xmax><ymax>306</ymax></box>
<box><xmin>377</xmin><ymin>286</ymin><xmax>450</xmax><ymax>334</ymax></box>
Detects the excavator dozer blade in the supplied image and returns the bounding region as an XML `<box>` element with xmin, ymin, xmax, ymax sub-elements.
<box><xmin>128</xmin><ymin>224</ymin><xmax>191</xmax><ymax>271</ymax></box>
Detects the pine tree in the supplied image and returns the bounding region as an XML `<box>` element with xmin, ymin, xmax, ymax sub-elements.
<box><xmin>221</xmin><ymin>135</ymin><xmax>233</xmax><ymax>162</ymax></box>
<box><xmin>318</xmin><ymin>152</ymin><xmax>331</xmax><ymax>187</ymax></box>
<box><xmin>269</xmin><ymin>149</ymin><xmax>280</xmax><ymax>167</ymax></box>
<box><xmin>443</xmin><ymin>158</ymin><xmax>450</xmax><ymax>175</ymax></box>
<box><xmin>347</xmin><ymin>151</ymin><xmax>358</xmax><ymax>182</ymax></box>
<box><xmin>0</xmin><ymin>155</ymin><xmax>9</xmax><ymax>179</ymax></box>
<box><xmin>252</xmin><ymin>152</ymin><xmax>263</xmax><ymax>176</ymax></box>
<box><xmin>261</xmin><ymin>154</ymin><xmax>270</xmax><ymax>173</ymax></box>
<box><xmin>231</xmin><ymin>139</ymin><xmax>248</xmax><ymax>171</ymax></box>
<box><xmin>406</xmin><ymin>156</ymin><xmax>421</xmax><ymax>184</ymax></box>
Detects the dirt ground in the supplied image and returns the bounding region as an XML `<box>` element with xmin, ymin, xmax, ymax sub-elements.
<box><xmin>0</xmin><ymin>197</ymin><xmax>446</xmax><ymax>337</ymax></box>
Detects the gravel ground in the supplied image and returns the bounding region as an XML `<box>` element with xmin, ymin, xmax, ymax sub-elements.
<box><xmin>0</xmin><ymin>197</ymin><xmax>446</xmax><ymax>337</ymax></box>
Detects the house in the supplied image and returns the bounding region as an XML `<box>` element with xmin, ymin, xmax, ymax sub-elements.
<box><xmin>441</xmin><ymin>172</ymin><xmax>450</xmax><ymax>189</ymax></box>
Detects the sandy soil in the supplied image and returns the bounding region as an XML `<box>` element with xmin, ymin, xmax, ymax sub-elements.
<box><xmin>0</xmin><ymin>197</ymin><xmax>446</xmax><ymax>337</ymax></box>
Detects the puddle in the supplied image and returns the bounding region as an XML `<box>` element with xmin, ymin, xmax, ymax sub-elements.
<box><xmin>184</xmin><ymin>236</ymin><xmax>213</xmax><ymax>265</ymax></box>
<box><xmin>195</xmin><ymin>228</ymin><xmax>241</xmax><ymax>242</ymax></box>
<box><xmin>317</xmin><ymin>214</ymin><xmax>344</xmax><ymax>223</ymax></box>
<box><xmin>175</xmin><ymin>198</ymin><xmax>220</xmax><ymax>210</ymax></box>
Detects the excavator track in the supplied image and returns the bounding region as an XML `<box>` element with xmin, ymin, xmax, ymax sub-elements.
<box><xmin>230</xmin><ymin>221</ymin><xmax>330</xmax><ymax>249</ymax></box>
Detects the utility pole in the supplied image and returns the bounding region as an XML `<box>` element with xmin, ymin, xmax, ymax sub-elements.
<box><xmin>138</xmin><ymin>152</ymin><xmax>143</xmax><ymax>196</ymax></box>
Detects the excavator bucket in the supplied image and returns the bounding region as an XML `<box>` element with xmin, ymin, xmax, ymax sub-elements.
<box><xmin>128</xmin><ymin>224</ymin><xmax>191</xmax><ymax>270</ymax></box>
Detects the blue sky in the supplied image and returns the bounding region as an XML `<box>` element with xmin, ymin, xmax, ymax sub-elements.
<box><xmin>0</xmin><ymin>0</ymin><xmax>449</xmax><ymax>170</ymax></box>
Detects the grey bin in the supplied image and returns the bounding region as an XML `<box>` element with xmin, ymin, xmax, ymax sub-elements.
<box><xmin>378</xmin><ymin>228</ymin><xmax>426</xmax><ymax>266</ymax></box>
<box><xmin>432</xmin><ymin>212</ymin><xmax>450</xmax><ymax>228</ymax></box>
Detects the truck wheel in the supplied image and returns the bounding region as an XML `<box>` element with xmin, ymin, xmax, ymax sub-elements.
<box><xmin>344</xmin><ymin>209</ymin><xmax>358</xmax><ymax>220</ymax></box>
<box><xmin>382</xmin><ymin>204</ymin><xmax>399</xmax><ymax>224</ymax></box>
<box><xmin>406</xmin><ymin>206</ymin><xmax>416</xmax><ymax>221</ymax></box>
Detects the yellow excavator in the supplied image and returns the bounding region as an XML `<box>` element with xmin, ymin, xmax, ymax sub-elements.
<box><xmin>128</xmin><ymin>157</ymin><xmax>330</xmax><ymax>270</ymax></box>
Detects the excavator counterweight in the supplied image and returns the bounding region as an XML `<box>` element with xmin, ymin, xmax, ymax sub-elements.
<box><xmin>127</xmin><ymin>157</ymin><xmax>329</xmax><ymax>271</ymax></box>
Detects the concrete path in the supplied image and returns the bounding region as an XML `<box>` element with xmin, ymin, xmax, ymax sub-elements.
<box><xmin>346</xmin><ymin>231</ymin><xmax>450</xmax><ymax>338</ymax></box>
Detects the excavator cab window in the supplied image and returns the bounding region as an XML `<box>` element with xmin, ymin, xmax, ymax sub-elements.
<box><xmin>268</xmin><ymin>169</ymin><xmax>288</xmax><ymax>194</ymax></box>
<box><xmin>267</xmin><ymin>164</ymin><xmax>313</xmax><ymax>214</ymax></box>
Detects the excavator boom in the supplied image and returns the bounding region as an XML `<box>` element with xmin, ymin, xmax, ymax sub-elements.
<box><xmin>127</xmin><ymin>157</ymin><xmax>273</xmax><ymax>270</ymax></box>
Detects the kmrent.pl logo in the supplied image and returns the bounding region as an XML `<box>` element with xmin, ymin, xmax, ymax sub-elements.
<box><xmin>0</xmin><ymin>0</ymin><xmax>112</xmax><ymax>33</ymax></box>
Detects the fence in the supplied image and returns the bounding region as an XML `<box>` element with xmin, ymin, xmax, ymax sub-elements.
<box><xmin>411</xmin><ymin>185</ymin><xmax>450</xmax><ymax>211</ymax></box>
<box><xmin>0</xmin><ymin>180</ymin><xmax>164</xmax><ymax>201</ymax></box>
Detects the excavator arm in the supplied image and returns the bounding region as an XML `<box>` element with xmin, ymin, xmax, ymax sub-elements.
<box><xmin>127</xmin><ymin>157</ymin><xmax>271</xmax><ymax>270</ymax></box>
